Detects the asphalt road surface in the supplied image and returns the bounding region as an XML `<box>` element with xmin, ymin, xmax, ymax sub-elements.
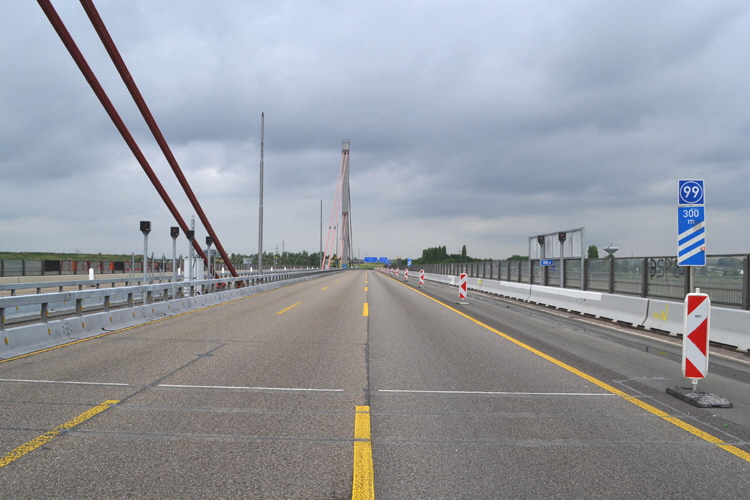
<box><xmin>1</xmin><ymin>269</ymin><xmax>748</xmax><ymax>499</ymax></box>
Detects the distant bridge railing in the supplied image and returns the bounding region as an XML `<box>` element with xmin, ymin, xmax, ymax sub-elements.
<box><xmin>0</xmin><ymin>258</ymin><xmax>318</xmax><ymax>279</ymax></box>
<box><xmin>0</xmin><ymin>269</ymin><xmax>335</xmax><ymax>330</ymax></box>
<box><xmin>417</xmin><ymin>254</ymin><xmax>750</xmax><ymax>310</ymax></box>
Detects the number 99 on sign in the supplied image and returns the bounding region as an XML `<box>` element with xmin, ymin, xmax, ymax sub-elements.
<box><xmin>679</xmin><ymin>180</ymin><xmax>704</xmax><ymax>205</ymax></box>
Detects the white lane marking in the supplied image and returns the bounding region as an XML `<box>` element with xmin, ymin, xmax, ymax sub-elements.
<box><xmin>0</xmin><ymin>378</ymin><xmax>129</xmax><ymax>386</ymax></box>
<box><xmin>378</xmin><ymin>389</ymin><xmax>615</xmax><ymax>396</ymax></box>
<box><xmin>157</xmin><ymin>384</ymin><xmax>345</xmax><ymax>392</ymax></box>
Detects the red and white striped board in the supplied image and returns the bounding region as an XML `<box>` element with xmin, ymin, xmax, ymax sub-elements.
<box><xmin>682</xmin><ymin>293</ymin><xmax>710</xmax><ymax>379</ymax></box>
<box><xmin>419</xmin><ymin>269</ymin><xmax>425</xmax><ymax>287</ymax></box>
<box><xmin>404</xmin><ymin>269</ymin><xmax>408</xmax><ymax>281</ymax></box>
<box><xmin>459</xmin><ymin>272</ymin><xmax>468</xmax><ymax>300</ymax></box>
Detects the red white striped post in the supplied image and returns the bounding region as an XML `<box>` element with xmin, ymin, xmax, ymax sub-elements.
<box><xmin>458</xmin><ymin>270</ymin><xmax>468</xmax><ymax>303</ymax></box>
<box><xmin>683</xmin><ymin>293</ymin><xmax>710</xmax><ymax>388</ymax></box>
<box><xmin>404</xmin><ymin>269</ymin><xmax>408</xmax><ymax>281</ymax></box>
<box><xmin>419</xmin><ymin>269</ymin><xmax>424</xmax><ymax>287</ymax></box>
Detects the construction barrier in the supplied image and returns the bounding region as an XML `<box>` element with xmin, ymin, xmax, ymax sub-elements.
<box><xmin>683</xmin><ymin>293</ymin><xmax>710</xmax><ymax>379</ymax></box>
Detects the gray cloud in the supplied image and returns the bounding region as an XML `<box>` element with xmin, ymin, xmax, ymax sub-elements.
<box><xmin>1</xmin><ymin>1</ymin><xmax>749</xmax><ymax>260</ymax></box>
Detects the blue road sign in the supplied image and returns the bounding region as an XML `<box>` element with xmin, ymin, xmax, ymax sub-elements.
<box><xmin>679</xmin><ymin>179</ymin><xmax>704</xmax><ymax>205</ymax></box>
<box><xmin>541</xmin><ymin>259</ymin><xmax>553</xmax><ymax>266</ymax></box>
<box><xmin>407</xmin><ymin>258</ymin><xmax>412</xmax><ymax>267</ymax></box>
<box><xmin>677</xmin><ymin>206</ymin><xmax>706</xmax><ymax>266</ymax></box>
<box><xmin>364</xmin><ymin>257</ymin><xmax>377</xmax><ymax>263</ymax></box>
<box><xmin>378</xmin><ymin>257</ymin><xmax>389</xmax><ymax>263</ymax></box>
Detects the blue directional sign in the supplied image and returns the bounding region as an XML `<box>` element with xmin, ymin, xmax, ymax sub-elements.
<box><xmin>540</xmin><ymin>259</ymin><xmax>553</xmax><ymax>266</ymax></box>
<box><xmin>679</xmin><ymin>179</ymin><xmax>704</xmax><ymax>205</ymax></box>
<box><xmin>677</xmin><ymin>206</ymin><xmax>706</xmax><ymax>266</ymax></box>
<box><xmin>407</xmin><ymin>258</ymin><xmax>412</xmax><ymax>267</ymax></box>
<box><xmin>378</xmin><ymin>257</ymin><xmax>389</xmax><ymax>263</ymax></box>
<box><xmin>364</xmin><ymin>257</ymin><xmax>377</xmax><ymax>263</ymax></box>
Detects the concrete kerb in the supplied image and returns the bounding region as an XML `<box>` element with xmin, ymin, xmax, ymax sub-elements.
<box><xmin>1</xmin><ymin>272</ymin><xmax>333</xmax><ymax>360</ymax></box>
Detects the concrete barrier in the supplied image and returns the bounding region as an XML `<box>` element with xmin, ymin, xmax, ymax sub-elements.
<box><xmin>421</xmin><ymin>272</ymin><xmax>748</xmax><ymax>351</ymax></box>
<box><xmin>528</xmin><ymin>286</ymin><xmax>602</xmax><ymax>316</ymax></box>
<box><xmin>643</xmin><ymin>299</ymin><xmax>683</xmax><ymax>334</ymax></box>
<box><xmin>712</xmin><ymin>307</ymin><xmax>750</xmax><ymax>351</ymax></box>
<box><xmin>480</xmin><ymin>280</ymin><xmax>532</xmax><ymax>301</ymax></box>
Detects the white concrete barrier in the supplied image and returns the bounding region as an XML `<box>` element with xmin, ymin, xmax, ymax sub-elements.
<box><xmin>528</xmin><ymin>286</ymin><xmax>602</xmax><ymax>316</ymax></box>
<box><xmin>481</xmin><ymin>280</ymin><xmax>532</xmax><ymax>301</ymax></box>
<box><xmin>712</xmin><ymin>307</ymin><xmax>750</xmax><ymax>351</ymax></box>
<box><xmin>643</xmin><ymin>299</ymin><xmax>683</xmax><ymax>334</ymax></box>
<box><xmin>422</xmin><ymin>272</ymin><xmax>749</xmax><ymax>351</ymax></box>
<box><xmin>598</xmin><ymin>294</ymin><xmax>650</xmax><ymax>326</ymax></box>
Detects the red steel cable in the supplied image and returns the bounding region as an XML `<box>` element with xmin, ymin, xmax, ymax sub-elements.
<box><xmin>79</xmin><ymin>0</ymin><xmax>238</xmax><ymax>278</ymax></box>
<box><xmin>37</xmin><ymin>0</ymin><xmax>212</xmax><ymax>271</ymax></box>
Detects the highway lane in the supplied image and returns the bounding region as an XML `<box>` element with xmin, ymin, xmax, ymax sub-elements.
<box><xmin>1</xmin><ymin>271</ymin><xmax>368</xmax><ymax>499</ymax></box>
<box><xmin>1</xmin><ymin>268</ymin><xmax>749</xmax><ymax>498</ymax></box>
<box><xmin>367</xmin><ymin>270</ymin><xmax>750</xmax><ymax>499</ymax></box>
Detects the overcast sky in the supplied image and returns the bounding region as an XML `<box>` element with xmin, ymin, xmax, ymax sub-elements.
<box><xmin>2</xmin><ymin>1</ymin><xmax>749</xmax><ymax>262</ymax></box>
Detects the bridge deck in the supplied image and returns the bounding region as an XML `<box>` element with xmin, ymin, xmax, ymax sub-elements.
<box><xmin>0</xmin><ymin>270</ymin><xmax>748</xmax><ymax>498</ymax></box>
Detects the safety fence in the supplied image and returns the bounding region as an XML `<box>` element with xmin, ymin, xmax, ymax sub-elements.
<box><xmin>416</xmin><ymin>254</ymin><xmax>750</xmax><ymax>310</ymax></box>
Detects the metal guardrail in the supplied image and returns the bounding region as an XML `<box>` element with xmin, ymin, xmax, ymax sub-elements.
<box><xmin>417</xmin><ymin>254</ymin><xmax>750</xmax><ymax>310</ymax></box>
<box><xmin>0</xmin><ymin>269</ymin><xmax>336</xmax><ymax>330</ymax></box>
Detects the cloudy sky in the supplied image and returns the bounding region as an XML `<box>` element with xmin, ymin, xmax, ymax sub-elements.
<box><xmin>2</xmin><ymin>1</ymin><xmax>749</xmax><ymax>262</ymax></box>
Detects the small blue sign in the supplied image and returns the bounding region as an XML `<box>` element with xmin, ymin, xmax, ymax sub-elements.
<box><xmin>378</xmin><ymin>257</ymin><xmax>389</xmax><ymax>263</ymax></box>
<box><xmin>541</xmin><ymin>259</ymin><xmax>553</xmax><ymax>266</ymax></box>
<box><xmin>407</xmin><ymin>258</ymin><xmax>412</xmax><ymax>267</ymax></box>
<box><xmin>364</xmin><ymin>257</ymin><xmax>377</xmax><ymax>263</ymax></box>
<box><xmin>679</xmin><ymin>179</ymin><xmax>704</xmax><ymax>205</ymax></box>
<box><xmin>677</xmin><ymin>206</ymin><xmax>706</xmax><ymax>266</ymax></box>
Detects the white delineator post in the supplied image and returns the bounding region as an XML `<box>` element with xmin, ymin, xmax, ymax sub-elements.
<box><xmin>419</xmin><ymin>270</ymin><xmax>425</xmax><ymax>287</ymax></box>
<box><xmin>683</xmin><ymin>292</ymin><xmax>710</xmax><ymax>390</ymax></box>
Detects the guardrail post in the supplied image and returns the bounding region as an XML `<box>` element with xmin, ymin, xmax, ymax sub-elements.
<box><xmin>41</xmin><ymin>302</ymin><xmax>49</xmax><ymax>323</ymax></box>
<box><xmin>608</xmin><ymin>258</ymin><xmax>615</xmax><ymax>294</ymax></box>
<box><xmin>640</xmin><ymin>258</ymin><xmax>648</xmax><ymax>297</ymax></box>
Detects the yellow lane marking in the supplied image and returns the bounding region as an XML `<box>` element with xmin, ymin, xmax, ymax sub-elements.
<box><xmin>363</xmin><ymin>303</ymin><xmax>369</xmax><ymax>316</ymax></box>
<box><xmin>352</xmin><ymin>406</ymin><xmax>375</xmax><ymax>499</ymax></box>
<box><xmin>322</xmin><ymin>287</ymin><xmax>329</xmax><ymax>291</ymax></box>
<box><xmin>276</xmin><ymin>302</ymin><xmax>302</xmax><ymax>315</ymax></box>
<box><xmin>394</xmin><ymin>280</ymin><xmax>750</xmax><ymax>463</ymax></box>
<box><xmin>365</xmin><ymin>287</ymin><xmax>368</xmax><ymax>292</ymax></box>
<box><xmin>0</xmin><ymin>400</ymin><xmax>119</xmax><ymax>468</ymax></box>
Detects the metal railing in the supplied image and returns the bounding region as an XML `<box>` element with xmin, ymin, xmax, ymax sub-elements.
<box><xmin>417</xmin><ymin>254</ymin><xmax>750</xmax><ymax>310</ymax></box>
<box><xmin>0</xmin><ymin>269</ymin><xmax>338</xmax><ymax>330</ymax></box>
